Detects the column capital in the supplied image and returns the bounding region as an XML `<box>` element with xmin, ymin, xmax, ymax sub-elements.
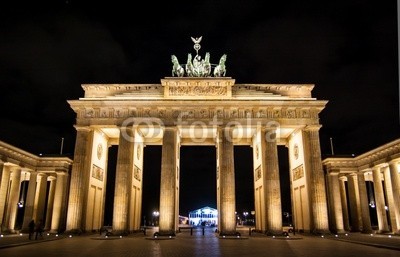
<box><xmin>303</xmin><ymin>124</ymin><xmax>322</xmax><ymax>132</ymax></box>
<box><xmin>48</xmin><ymin>176</ymin><xmax>57</xmax><ymax>181</ymax></box>
<box><xmin>372</xmin><ymin>164</ymin><xmax>387</xmax><ymax>172</ymax></box>
<box><xmin>388</xmin><ymin>158</ymin><xmax>400</xmax><ymax>165</ymax></box>
<box><xmin>327</xmin><ymin>169</ymin><xmax>341</xmax><ymax>176</ymax></box>
<box><xmin>73</xmin><ymin>125</ymin><xmax>92</xmax><ymax>132</ymax></box>
<box><xmin>347</xmin><ymin>173</ymin><xmax>358</xmax><ymax>178</ymax></box>
<box><xmin>163</xmin><ymin>126</ymin><xmax>178</xmax><ymax>132</ymax></box>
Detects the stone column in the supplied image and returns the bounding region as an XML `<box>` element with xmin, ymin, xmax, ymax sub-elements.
<box><xmin>33</xmin><ymin>173</ymin><xmax>48</xmax><ymax>225</ymax></box>
<box><xmin>0</xmin><ymin>165</ymin><xmax>11</xmax><ymax>230</ymax></box>
<box><xmin>217</xmin><ymin>127</ymin><xmax>236</xmax><ymax>236</ymax></box>
<box><xmin>112</xmin><ymin>127</ymin><xmax>134</xmax><ymax>234</ymax></box>
<box><xmin>327</xmin><ymin>170</ymin><xmax>344</xmax><ymax>233</ymax></box>
<box><xmin>388</xmin><ymin>160</ymin><xmax>400</xmax><ymax>234</ymax></box>
<box><xmin>8</xmin><ymin>169</ymin><xmax>23</xmax><ymax>232</ymax></box>
<box><xmin>261</xmin><ymin>128</ymin><xmax>282</xmax><ymax>235</ymax></box>
<box><xmin>339</xmin><ymin>177</ymin><xmax>350</xmax><ymax>231</ymax></box>
<box><xmin>66</xmin><ymin>126</ymin><xmax>93</xmax><ymax>233</ymax></box>
<box><xmin>44</xmin><ymin>176</ymin><xmax>57</xmax><ymax>231</ymax></box>
<box><xmin>303</xmin><ymin>126</ymin><xmax>329</xmax><ymax>234</ymax></box>
<box><xmin>21</xmin><ymin>171</ymin><xmax>37</xmax><ymax>232</ymax></box>
<box><xmin>383</xmin><ymin>165</ymin><xmax>398</xmax><ymax>233</ymax></box>
<box><xmin>347</xmin><ymin>174</ymin><xmax>361</xmax><ymax>231</ymax></box>
<box><xmin>0</xmin><ymin>162</ymin><xmax>4</xmax><ymax>191</ymax></box>
<box><xmin>372</xmin><ymin>166</ymin><xmax>389</xmax><ymax>233</ymax></box>
<box><xmin>50</xmin><ymin>172</ymin><xmax>68</xmax><ymax>233</ymax></box>
<box><xmin>159</xmin><ymin>127</ymin><xmax>179</xmax><ymax>236</ymax></box>
<box><xmin>357</xmin><ymin>172</ymin><xmax>372</xmax><ymax>233</ymax></box>
<box><xmin>5</xmin><ymin>169</ymin><xmax>22</xmax><ymax>232</ymax></box>
<box><xmin>4</xmin><ymin>168</ymin><xmax>21</xmax><ymax>232</ymax></box>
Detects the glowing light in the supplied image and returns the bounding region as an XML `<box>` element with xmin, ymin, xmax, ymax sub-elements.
<box><xmin>69</xmin><ymin>235</ymin><xmax>72</xmax><ymax>238</ymax></box>
<box><xmin>19</xmin><ymin>233</ymin><xmax>23</xmax><ymax>236</ymax></box>
<box><xmin>388</xmin><ymin>235</ymin><xmax>392</xmax><ymax>238</ymax></box>
<box><xmin>335</xmin><ymin>235</ymin><xmax>338</xmax><ymax>237</ymax></box>
<box><xmin>321</xmin><ymin>235</ymin><xmax>324</xmax><ymax>238</ymax></box>
<box><xmin>345</xmin><ymin>233</ymin><xmax>348</xmax><ymax>236</ymax></box>
<box><xmin>370</xmin><ymin>234</ymin><xmax>373</xmax><ymax>236</ymax></box>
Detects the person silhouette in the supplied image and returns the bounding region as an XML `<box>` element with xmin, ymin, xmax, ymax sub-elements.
<box><xmin>28</xmin><ymin>219</ymin><xmax>35</xmax><ymax>240</ymax></box>
<box><xmin>35</xmin><ymin>220</ymin><xmax>43</xmax><ymax>240</ymax></box>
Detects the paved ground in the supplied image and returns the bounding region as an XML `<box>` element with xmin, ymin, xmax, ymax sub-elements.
<box><xmin>0</xmin><ymin>227</ymin><xmax>399</xmax><ymax>257</ymax></box>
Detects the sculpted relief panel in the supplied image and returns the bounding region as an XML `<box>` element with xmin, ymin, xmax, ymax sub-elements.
<box><xmin>79</xmin><ymin>106</ymin><xmax>319</xmax><ymax>122</ymax></box>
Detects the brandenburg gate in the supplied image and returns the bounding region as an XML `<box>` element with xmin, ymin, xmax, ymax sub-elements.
<box><xmin>65</xmin><ymin>38</ymin><xmax>330</xmax><ymax>236</ymax></box>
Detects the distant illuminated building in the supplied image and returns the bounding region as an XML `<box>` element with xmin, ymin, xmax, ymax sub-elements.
<box><xmin>179</xmin><ymin>215</ymin><xmax>189</xmax><ymax>225</ymax></box>
<box><xmin>188</xmin><ymin>207</ymin><xmax>218</xmax><ymax>226</ymax></box>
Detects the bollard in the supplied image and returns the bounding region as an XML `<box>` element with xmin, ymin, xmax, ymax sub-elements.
<box><xmin>190</xmin><ymin>227</ymin><xmax>193</xmax><ymax>236</ymax></box>
<box><xmin>202</xmin><ymin>227</ymin><xmax>205</xmax><ymax>236</ymax></box>
<box><xmin>249</xmin><ymin>227</ymin><xmax>252</xmax><ymax>236</ymax></box>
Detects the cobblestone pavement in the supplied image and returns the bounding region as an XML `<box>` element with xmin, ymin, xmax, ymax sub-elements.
<box><xmin>0</xmin><ymin>227</ymin><xmax>399</xmax><ymax>257</ymax></box>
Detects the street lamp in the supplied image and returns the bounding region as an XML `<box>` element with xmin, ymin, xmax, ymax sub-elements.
<box><xmin>152</xmin><ymin>211</ymin><xmax>159</xmax><ymax>226</ymax></box>
<box><xmin>243</xmin><ymin>212</ymin><xmax>249</xmax><ymax>225</ymax></box>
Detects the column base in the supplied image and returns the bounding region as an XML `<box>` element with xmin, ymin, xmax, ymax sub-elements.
<box><xmin>154</xmin><ymin>230</ymin><xmax>176</xmax><ymax>237</ymax></box>
<box><xmin>219</xmin><ymin>231</ymin><xmax>240</xmax><ymax>237</ymax></box>
<box><xmin>64</xmin><ymin>229</ymin><xmax>83</xmax><ymax>235</ymax></box>
<box><xmin>311</xmin><ymin>229</ymin><xmax>331</xmax><ymax>235</ymax></box>
<box><xmin>266</xmin><ymin>230</ymin><xmax>287</xmax><ymax>236</ymax></box>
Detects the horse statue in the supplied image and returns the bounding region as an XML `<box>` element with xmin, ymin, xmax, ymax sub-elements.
<box><xmin>171</xmin><ymin>55</ymin><xmax>185</xmax><ymax>77</ymax></box>
<box><xmin>185</xmin><ymin>53</ymin><xmax>194</xmax><ymax>77</ymax></box>
<box><xmin>213</xmin><ymin>54</ymin><xmax>227</xmax><ymax>77</ymax></box>
<box><xmin>202</xmin><ymin>52</ymin><xmax>211</xmax><ymax>77</ymax></box>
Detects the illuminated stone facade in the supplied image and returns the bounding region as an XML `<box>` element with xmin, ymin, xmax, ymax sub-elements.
<box><xmin>64</xmin><ymin>77</ymin><xmax>330</xmax><ymax>236</ymax></box>
<box><xmin>323</xmin><ymin>139</ymin><xmax>400</xmax><ymax>234</ymax></box>
<box><xmin>0</xmin><ymin>140</ymin><xmax>72</xmax><ymax>233</ymax></box>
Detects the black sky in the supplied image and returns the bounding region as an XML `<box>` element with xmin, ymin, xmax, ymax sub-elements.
<box><xmin>1</xmin><ymin>1</ymin><xmax>400</xmax><ymax>220</ymax></box>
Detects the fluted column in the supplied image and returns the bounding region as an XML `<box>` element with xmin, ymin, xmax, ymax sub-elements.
<box><xmin>4</xmin><ymin>169</ymin><xmax>21</xmax><ymax>232</ymax></box>
<box><xmin>0</xmin><ymin>165</ymin><xmax>11</xmax><ymax>229</ymax></box>
<box><xmin>44</xmin><ymin>176</ymin><xmax>57</xmax><ymax>231</ymax></box>
<box><xmin>33</xmin><ymin>173</ymin><xmax>48</xmax><ymax>225</ymax></box>
<box><xmin>339</xmin><ymin>177</ymin><xmax>350</xmax><ymax>231</ymax></box>
<box><xmin>261</xmin><ymin>128</ymin><xmax>282</xmax><ymax>235</ymax></box>
<box><xmin>383</xmin><ymin>165</ymin><xmax>398</xmax><ymax>233</ymax></box>
<box><xmin>347</xmin><ymin>174</ymin><xmax>361</xmax><ymax>231</ymax></box>
<box><xmin>112</xmin><ymin>127</ymin><xmax>134</xmax><ymax>234</ymax></box>
<box><xmin>50</xmin><ymin>172</ymin><xmax>68</xmax><ymax>233</ymax></box>
<box><xmin>21</xmin><ymin>171</ymin><xmax>37</xmax><ymax>232</ymax></box>
<box><xmin>303</xmin><ymin>126</ymin><xmax>329</xmax><ymax>233</ymax></box>
<box><xmin>388</xmin><ymin>160</ymin><xmax>400</xmax><ymax>234</ymax></box>
<box><xmin>0</xmin><ymin>162</ymin><xmax>4</xmax><ymax>191</ymax></box>
<box><xmin>327</xmin><ymin>171</ymin><xmax>344</xmax><ymax>233</ymax></box>
<box><xmin>159</xmin><ymin>127</ymin><xmax>179</xmax><ymax>236</ymax></box>
<box><xmin>357</xmin><ymin>172</ymin><xmax>372</xmax><ymax>233</ymax></box>
<box><xmin>66</xmin><ymin>126</ymin><xmax>93</xmax><ymax>233</ymax></box>
<box><xmin>217</xmin><ymin>127</ymin><xmax>236</xmax><ymax>236</ymax></box>
<box><xmin>372</xmin><ymin>166</ymin><xmax>389</xmax><ymax>233</ymax></box>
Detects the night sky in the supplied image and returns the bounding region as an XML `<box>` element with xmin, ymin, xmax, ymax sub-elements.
<box><xmin>1</xmin><ymin>1</ymin><xmax>399</xmax><ymax>223</ymax></box>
